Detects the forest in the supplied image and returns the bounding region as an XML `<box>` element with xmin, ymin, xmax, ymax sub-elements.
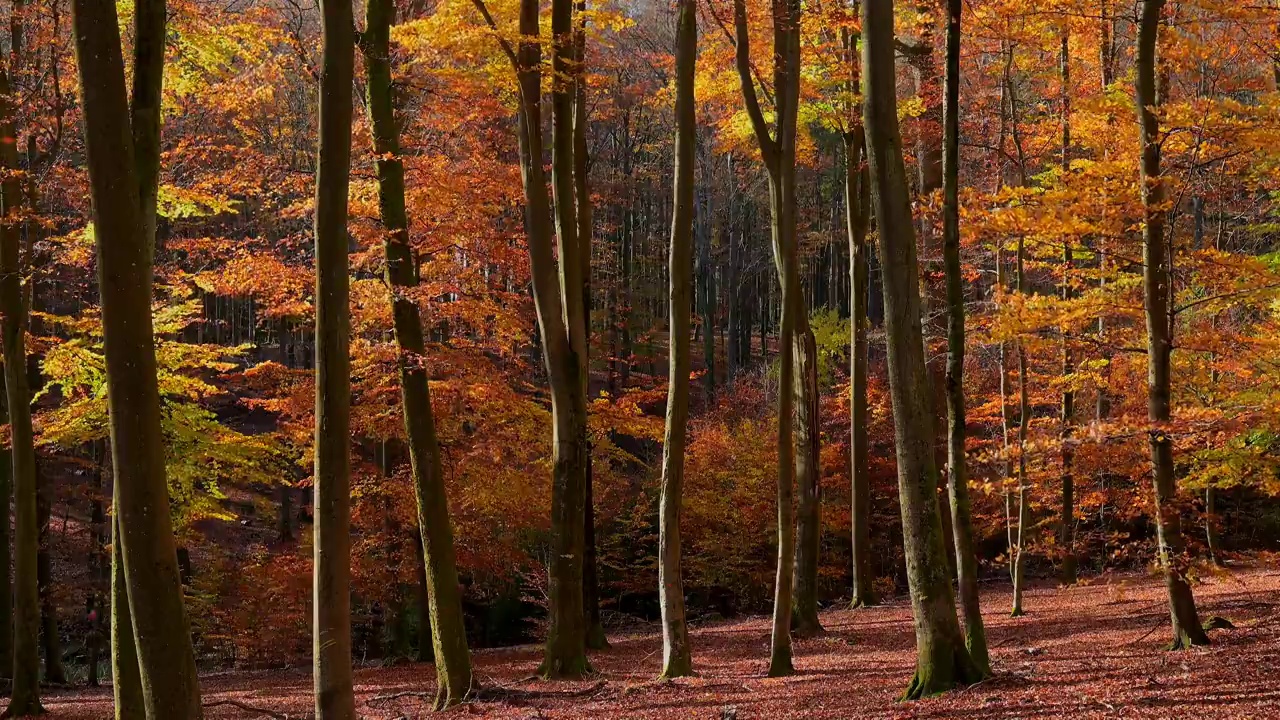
<box><xmin>0</xmin><ymin>0</ymin><xmax>1278</xmax><ymax>716</ymax></box>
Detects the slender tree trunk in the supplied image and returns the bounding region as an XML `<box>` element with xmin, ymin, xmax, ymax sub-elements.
<box><xmin>361</xmin><ymin>0</ymin><xmax>473</xmax><ymax>705</ymax></box>
<box><xmin>0</xmin><ymin>55</ymin><xmax>40</xmax><ymax>713</ymax></box>
<box><xmin>844</xmin><ymin>69</ymin><xmax>875</xmax><ymax>608</ymax></box>
<box><xmin>941</xmin><ymin>0</ymin><xmax>989</xmax><ymax>675</ymax></box>
<box><xmin>111</xmin><ymin>512</ymin><xmax>145</xmax><ymax>720</ymax></box>
<box><xmin>863</xmin><ymin>0</ymin><xmax>980</xmax><ymax>698</ymax></box>
<box><xmin>657</xmin><ymin>0</ymin><xmax>696</xmax><ymax>677</ymax></box>
<box><xmin>731</xmin><ymin>0</ymin><xmax>802</xmax><ymax>672</ymax></box>
<box><xmin>0</xmin><ymin>385</ymin><xmax>9</xmax><ymax>684</ymax></box>
<box><xmin>1137</xmin><ymin>0</ymin><xmax>1208</xmax><ymax>651</ymax></box>
<box><xmin>72</xmin><ymin>0</ymin><xmax>205</xmax><ymax>715</ymax></box>
<box><xmin>1058</xmin><ymin>29</ymin><xmax>1078</xmax><ymax>586</ymax></box>
<box><xmin>312</xmin><ymin>0</ymin><xmax>356</xmax><ymax>711</ymax></box>
<box><xmin>1010</xmin><ymin>237</ymin><xmax>1030</xmax><ymax>618</ymax></box>
<box><xmin>573</xmin><ymin>6</ymin><xmax>608</xmax><ymax>652</ymax></box>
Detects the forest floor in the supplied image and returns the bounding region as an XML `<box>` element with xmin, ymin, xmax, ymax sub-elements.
<box><xmin>41</xmin><ymin>565</ymin><xmax>1280</xmax><ymax>719</ymax></box>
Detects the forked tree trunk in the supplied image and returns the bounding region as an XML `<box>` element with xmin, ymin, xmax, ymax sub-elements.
<box><xmin>361</xmin><ymin>0</ymin><xmax>473</xmax><ymax>705</ymax></box>
<box><xmin>731</xmin><ymin>0</ymin><xmax>809</xmax><ymax>668</ymax></box>
<box><xmin>941</xmin><ymin>0</ymin><xmax>990</xmax><ymax>675</ymax></box>
<box><xmin>470</xmin><ymin>0</ymin><xmax>592</xmax><ymax>677</ymax></box>
<box><xmin>312</xmin><ymin>0</ymin><xmax>356</xmax><ymax>712</ymax></box>
<box><xmin>862</xmin><ymin>0</ymin><xmax>981</xmax><ymax>699</ymax></box>
<box><xmin>70</xmin><ymin>0</ymin><xmax>204</xmax><ymax>715</ymax></box>
<box><xmin>657</xmin><ymin>0</ymin><xmax>697</xmax><ymax>678</ymax></box>
<box><xmin>1136</xmin><ymin>0</ymin><xmax>1208</xmax><ymax>651</ymax></box>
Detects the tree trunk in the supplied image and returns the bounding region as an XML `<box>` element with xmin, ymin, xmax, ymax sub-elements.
<box><xmin>941</xmin><ymin>0</ymin><xmax>990</xmax><ymax>674</ymax></box>
<box><xmin>71</xmin><ymin>0</ymin><xmax>205</xmax><ymax>715</ymax></box>
<box><xmin>111</xmin><ymin>513</ymin><xmax>145</xmax><ymax>720</ymax></box>
<box><xmin>863</xmin><ymin>0</ymin><xmax>980</xmax><ymax>698</ymax></box>
<box><xmin>657</xmin><ymin>0</ymin><xmax>696</xmax><ymax>677</ymax></box>
<box><xmin>1136</xmin><ymin>0</ymin><xmax>1208</xmax><ymax>651</ymax></box>
<box><xmin>312</xmin><ymin>0</ymin><xmax>356</xmax><ymax>711</ymax></box>
<box><xmin>0</xmin><ymin>23</ymin><xmax>41</xmax><ymax>712</ymax></box>
<box><xmin>361</xmin><ymin>0</ymin><xmax>473</xmax><ymax>705</ymax></box>
<box><xmin>845</xmin><ymin>119</ymin><xmax>875</xmax><ymax>609</ymax></box>
<box><xmin>731</xmin><ymin>0</ymin><xmax>803</xmax><ymax>673</ymax></box>
<box><xmin>1058</xmin><ymin>29</ymin><xmax>1078</xmax><ymax>587</ymax></box>
<box><xmin>1010</xmin><ymin>236</ymin><xmax>1030</xmax><ymax>618</ymax></box>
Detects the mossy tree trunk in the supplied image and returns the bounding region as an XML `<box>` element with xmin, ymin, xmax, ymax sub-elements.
<box><xmin>360</xmin><ymin>0</ymin><xmax>474</xmax><ymax>704</ymax></box>
<box><xmin>941</xmin><ymin>0</ymin><xmax>990</xmax><ymax>675</ymax></box>
<box><xmin>862</xmin><ymin>0</ymin><xmax>981</xmax><ymax>699</ymax></box>
<box><xmin>657</xmin><ymin>0</ymin><xmax>697</xmax><ymax>679</ymax></box>
<box><xmin>1136</xmin><ymin>0</ymin><xmax>1209</xmax><ymax>651</ymax></box>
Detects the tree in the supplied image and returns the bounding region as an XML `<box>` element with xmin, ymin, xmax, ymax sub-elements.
<box><xmin>730</xmin><ymin>0</ymin><xmax>823</xmax><ymax>639</ymax></box>
<box><xmin>312</xmin><ymin>0</ymin><xmax>357</xmax><ymax>711</ymax></box>
<box><xmin>941</xmin><ymin>0</ymin><xmax>989</xmax><ymax>674</ymax></box>
<box><xmin>0</xmin><ymin>23</ymin><xmax>41</xmax><ymax>717</ymax></box>
<box><xmin>657</xmin><ymin>0</ymin><xmax>697</xmax><ymax>680</ymax></box>
<box><xmin>1136</xmin><ymin>0</ymin><xmax>1209</xmax><ymax>651</ymax></box>
<box><xmin>732</xmin><ymin>0</ymin><xmax>805</xmax><ymax>672</ymax></box>
<box><xmin>862</xmin><ymin>0</ymin><xmax>981</xmax><ymax>698</ymax></box>
<box><xmin>360</xmin><ymin>0</ymin><xmax>474</xmax><ymax>705</ymax></box>
<box><xmin>470</xmin><ymin>0</ymin><xmax>593</xmax><ymax>677</ymax></box>
<box><xmin>843</xmin><ymin>19</ymin><xmax>875</xmax><ymax>611</ymax></box>
<box><xmin>70</xmin><ymin>0</ymin><xmax>205</xmax><ymax>715</ymax></box>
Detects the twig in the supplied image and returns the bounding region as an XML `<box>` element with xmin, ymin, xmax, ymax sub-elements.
<box><xmin>202</xmin><ymin>699</ymin><xmax>290</xmax><ymax>719</ymax></box>
<box><xmin>1127</xmin><ymin>618</ymin><xmax>1165</xmax><ymax>646</ymax></box>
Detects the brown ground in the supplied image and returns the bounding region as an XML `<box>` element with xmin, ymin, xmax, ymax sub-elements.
<box><xmin>39</xmin><ymin>567</ymin><xmax>1280</xmax><ymax>719</ymax></box>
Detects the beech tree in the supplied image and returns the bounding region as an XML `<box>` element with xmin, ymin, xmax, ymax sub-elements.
<box><xmin>862</xmin><ymin>0</ymin><xmax>981</xmax><ymax>698</ymax></box>
<box><xmin>312</xmin><ymin>0</ymin><xmax>357</xmax><ymax>712</ymax></box>
<box><xmin>941</xmin><ymin>0</ymin><xmax>989</xmax><ymax>674</ymax></box>
<box><xmin>1136</xmin><ymin>0</ymin><xmax>1208</xmax><ymax>651</ymax></box>
<box><xmin>70</xmin><ymin>0</ymin><xmax>204</xmax><ymax>716</ymax></box>
<box><xmin>360</xmin><ymin>0</ymin><xmax>474</xmax><ymax>704</ymax></box>
<box><xmin>657</xmin><ymin>0</ymin><xmax>697</xmax><ymax>680</ymax></box>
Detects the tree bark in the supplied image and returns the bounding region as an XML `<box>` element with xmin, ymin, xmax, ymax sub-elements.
<box><xmin>657</xmin><ymin>0</ymin><xmax>696</xmax><ymax>678</ymax></box>
<box><xmin>71</xmin><ymin>0</ymin><xmax>204</xmax><ymax>714</ymax></box>
<box><xmin>845</xmin><ymin>108</ymin><xmax>875</xmax><ymax>609</ymax></box>
<box><xmin>1010</xmin><ymin>235</ymin><xmax>1030</xmax><ymax>618</ymax></box>
<box><xmin>941</xmin><ymin>0</ymin><xmax>989</xmax><ymax>674</ymax></box>
<box><xmin>1136</xmin><ymin>0</ymin><xmax>1208</xmax><ymax>651</ymax></box>
<box><xmin>1058</xmin><ymin>29</ymin><xmax>1078</xmax><ymax>586</ymax></box>
<box><xmin>0</xmin><ymin>384</ymin><xmax>9</xmax><ymax>683</ymax></box>
<box><xmin>0</xmin><ymin>53</ymin><xmax>41</xmax><ymax>714</ymax></box>
<box><xmin>731</xmin><ymin>0</ymin><xmax>803</xmax><ymax>672</ymax></box>
<box><xmin>312</xmin><ymin>0</ymin><xmax>356</xmax><ymax>712</ymax></box>
<box><xmin>361</xmin><ymin>0</ymin><xmax>474</xmax><ymax>705</ymax></box>
<box><xmin>863</xmin><ymin>0</ymin><xmax>980</xmax><ymax>699</ymax></box>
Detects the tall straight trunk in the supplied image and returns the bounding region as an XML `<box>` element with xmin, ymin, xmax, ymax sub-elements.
<box><xmin>657</xmin><ymin>0</ymin><xmax>696</xmax><ymax>678</ymax></box>
<box><xmin>1096</xmin><ymin>0</ymin><xmax>1115</xmax><ymax>422</ymax></box>
<box><xmin>312</xmin><ymin>0</ymin><xmax>356</xmax><ymax>711</ymax></box>
<box><xmin>71</xmin><ymin>0</ymin><xmax>204</xmax><ymax>715</ymax></box>
<box><xmin>862</xmin><ymin>0</ymin><xmax>980</xmax><ymax>699</ymax></box>
<box><xmin>941</xmin><ymin>0</ymin><xmax>989</xmax><ymax>675</ymax></box>
<box><xmin>132</xmin><ymin>0</ymin><xmax>164</xmax><ymax>261</ymax></box>
<box><xmin>0</xmin><ymin>55</ymin><xmax>40</xmax><ymax>713</ymax></box>
<box><xmin>361</xmin><ymin>0</ymin><xmax>473</xmax><ymax>705</ymax></box>
<box><xmin>843</xmin><ymin>24</ymin><xmax>875</xmax><ymax>610</ymax></box>
<box><xmin>732</xmin><ymin>0</ymin><xmax>803</xmax><ymax>672</ymax></box>
<box><xmin>1010</xmin><ymin>237</ymin><xmax>1030</xmax><ymax>617</ymax></box>
<box><xmin>792</xmin><ymin>327</ymin><xmax>822</xmax><ymax>636</ymax></box>
<box><xmin>472</xmin><ymin>0</ymin><xmax>591</xmax><ymax>677</ymax></box>
<box><xmin>574</xmin><ymin>6</ymin><xmax>607</xmax><ymax>652</ymax></box>
<box><xmin>1136</xmin><ymin>0</ymin><xmax>1208</xmax><ymax>651</ymax></box>
<box><xmin>1058</xmin><ymin>29</ymin><xmax>1078</xmax><ymax>586</ymax></box>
